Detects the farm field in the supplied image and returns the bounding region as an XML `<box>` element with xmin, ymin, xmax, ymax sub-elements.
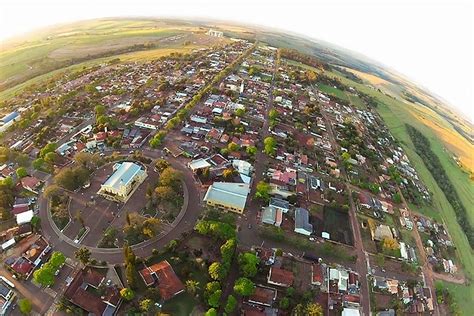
<box><xmin>0</xmin><ymin>45</ymin><xmax>210</xmax><ymax>103</ymax></box>
<box><xmin>0</xmin><ymin>18</ymin><xmax>223</xmax><ymax>91</ymax></box>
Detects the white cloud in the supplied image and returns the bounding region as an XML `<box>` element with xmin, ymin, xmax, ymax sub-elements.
<box><xmin>1</xmin><ymin>0</ymin><xmax>472</xmax><ymax>120</ymax></box>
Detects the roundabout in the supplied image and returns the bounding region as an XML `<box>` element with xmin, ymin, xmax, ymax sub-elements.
<box><xmin>38</xmin><ymin>149</ymin><xmax>202</xmax><ymax>264</ymax></box>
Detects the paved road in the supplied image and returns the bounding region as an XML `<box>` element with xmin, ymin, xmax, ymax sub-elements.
<box><xmin>38</xmin><ymin>148</ymin><xmax>203</xmax><ymax>264</ymax></box>
<box><xmin>0</xmin><ymin>265</ymin><xmax>55</xmax><ymax>314</ymax></box>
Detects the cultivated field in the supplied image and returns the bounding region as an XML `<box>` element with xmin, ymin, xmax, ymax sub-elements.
<box><xmin>0</xmin><ymin>18</ymin><xmax>225</xmax><ymax>90</ymax></box>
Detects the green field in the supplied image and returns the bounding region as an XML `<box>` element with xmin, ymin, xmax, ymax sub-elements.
<box><xmin>0</xmin><ymin>19</ymin><xmax>213</xmax><ymax>91</ymax></box>
<box><xmin>317</xmin><ymin>83</ymin><xmax>350</xmax><ymax>101</ymax></box>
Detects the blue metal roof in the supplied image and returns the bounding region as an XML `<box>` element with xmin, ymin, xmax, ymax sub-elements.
<box><xmin>103</xmin><ymin>162</ymin><xmax>143</xmax><ymax>189</ymax></box>
<box><xmin>1</xmin><ymin>111</ymin><xmax>19</xmax><ymax>123</ymax></box>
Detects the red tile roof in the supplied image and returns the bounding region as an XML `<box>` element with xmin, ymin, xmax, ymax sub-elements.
<box><xmin>12</xmin><ymin>205</ymin><xmax>29</xmax><ymax>215</ymax></box>
<box><xmin>141</xmin><ymin>260</ymin><xmax>184</xmax><ymax>300</ymax></box>
<box><xmin>21</xmin><ymin>176</ymin><xmax>40</xmax><ymax>190</ymax></box>
<box><xmin>312</xmin><ymin>264</ymin><xmax>324</xmax><ymax>285</ymax></box>
<box><xmin>268</xmin><ymin>267</ymin><xmax>294</xmax><ymax>287</ymax></box>
<box><xmin>11</xmin><ymin>257</ymin><xmax>34</xmax><ymax>276</ymax></box>
<box><xmin>248</xmin><ymin>286</ymin><xmax>275</xmax><ymax>306</ymax></box>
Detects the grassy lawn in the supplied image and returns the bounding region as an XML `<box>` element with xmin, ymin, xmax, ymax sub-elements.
<box><xmin>162</xmin><ymin>292</ymin><xmax>198</xmax><ymax>316</ymax></box>
<box><xmin>442</xmin><ymin>281</ymin><xmax>474</xmax><ymax>314</ymax></box>
<box><xmin>316</xmin><ymin>83</ymin><xmax>350</xmax><ymax>101</ymax></box>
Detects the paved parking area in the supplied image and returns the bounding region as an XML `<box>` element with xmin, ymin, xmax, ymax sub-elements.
<box><xmin>64</xmin><ymin>161</ymin><xmax>159</xmax><ymax>247</ymax></box>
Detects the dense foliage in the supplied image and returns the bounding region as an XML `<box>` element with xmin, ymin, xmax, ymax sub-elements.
<box><xmin>406</xmin><ymin>124</ymin><xmax>473</xmax><ymax>248</ymax></box>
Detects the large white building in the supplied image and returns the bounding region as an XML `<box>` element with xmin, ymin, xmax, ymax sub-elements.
<box><xmin>207</xmin><ymin>29</ymin><xmax>224</xmax><ymax>37</ymax></box>
<box><xmin>203</xmin><ymin>182</ymin><xmax>250</xmax><ymax>214</ymax></box>
<box><xmin>98</xmin><ymin>162</ymin><xmax>147</xmax><ymax>202</ymax></box>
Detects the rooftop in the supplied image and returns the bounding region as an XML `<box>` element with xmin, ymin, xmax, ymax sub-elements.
<box><xmin>204</xmin><ymin>182</ymin><xmax>250</xmax><ymax>211</ymax></box>
<box><xmin>103</xmin><ymin>162</ymin><xmax>144</xmax><ymax>190</ymax></box>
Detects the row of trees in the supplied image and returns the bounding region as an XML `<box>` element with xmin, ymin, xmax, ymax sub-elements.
<box><xmin>406</xmin><ymin>124</ymin><xmax>473</xmax><ymax>248</ymax></box>
<box><xmin>33</xmin><ymin>251</ymin><xmax>66</xmax><ymax>287</ymax></box>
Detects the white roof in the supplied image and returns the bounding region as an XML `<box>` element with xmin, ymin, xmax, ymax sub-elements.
<box><xmin>232</xmin><ymin>159</ymin><xmax>253</xmax><ymax>176</ymax></box>
<box><xmin>342</xmin><ymin>308</ymin><xmax>360</xmax><ymax>316</ymax></box>
<box><xmin>204</xmin><ymin>182</ymin><xmax>250</xmax><ymax>210</ymax></box>
<box><xmin>188</xmin><ymin>158</ymin><xmax>211</xmax><ymax>171</ymax></box>
<box><xmin>103</xmin><ymin>162</ymin><xmax>144</xmax><ymax>190</ymax></box>
<box><xmin>1</xmin><ymin>238</ymin><xmax>15</xmax><ymax>250</ymax></box>
<box><xmin>16</xmin><ymin>210</ymin><xmax>34</xmax><ymax>224</ymax></box>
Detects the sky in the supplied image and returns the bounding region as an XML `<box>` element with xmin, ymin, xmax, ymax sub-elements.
<box><xmin>1</xmin><ymin>0</ymin><xmax>473</xmax><ymax>121</ymax></box>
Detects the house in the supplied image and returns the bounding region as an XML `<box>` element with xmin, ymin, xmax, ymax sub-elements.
<box><xmin>0</xmin><ymin>282</ymin><xmax>14</xmax><ymax>316</ymax></box>
<box><xmin>358</xmin><ymin>193</ymin><xmax>373</xmax><ymax>209</ymax></box>
<box><xmin>269</xmin><ymin>196</ymin><xmax>290</xmax><ymax>213</ymax></box>
<box><xmin>138</xmin><ymin>260</ymin><xmax>185</xmax><ymax>301</ymax></box>
<box><xmin>98</xmin><ymin>162</ymin><xmax>147</xmax><ymax>202</ymax></box>
<box><xmin>372</xmin><ymin>224</ymin><xmax>394</xmax><ymax>241</ymax></box>
<box><xmin>267</xmin><ymin>267</ymin><xmax>294</xmax><ymax>287</ymax></box>
<box><xmin>64</xmin><ymin>268</ymin><xmax>122</xmax><ymax>316</ymax></box>
<box><xmin>203</xmin><ymin>182</ymin><xmax>250</xmax><ymax>214</ymax></box>
<box><xmin>248</xmin><ymin>286</ymin><xmax>277</xmax><ymax>307</ymax></box>
<box><xmin>311</xmin><ymin>263</ymin><xmax>324</xmax><ymax>286</ymax></box>
<box><xmin>21</xmin><ymin>176</ymin><xmax>41</xmax><ymax>193</ymax></box>
<box><xmin>261</xmin><ymin>207</ymin><xmax>282</xmax><ymax>227</ymax></box>
<box><xmin>187</xmin><ymin>158</ymin><xmax>211</xmax><ymax>173</ymax></box>
<box><xmin>294</xmin><ymin>208</ymin><xmax>313</xmax><ymax>236</ymax></box>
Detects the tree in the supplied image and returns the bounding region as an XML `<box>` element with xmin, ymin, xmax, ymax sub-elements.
<box><xmin>155</xmin><ymin>185</ymin><xmax>176</xmax><ymax>202</ymax></box>
<box><xmin>120</xmin><ymin>288</ymin><xmax>135</xmax><ymax>301</ymax></box>
<box><xmin>139</xmin><ymin>298</ymin><xmax>154</xmax><ymax>312</ymax></box>
<box><xmin>32</xmin><ymin>158</ymin><xmax>44</xmax><ymax>170</ymax></box>
<box><xmin>44</xmin><ymin>152</ymin><xmax>58</xmax><ymax>165</ymax></box>
<box><xmin>49</xmin><ymin>251</ymin><xmax>66</xmax><ymax>270</ymax></box>
<box><xmin>33</xmin><ymin>265</ymin><xmax>54</xmax><ymax>287</ymax></box>
<box><xmin>159</xmin><ymin>167</ymin><xmax>182</xmax><ymax>189</ymax></box>
<box><xmin>207</xmin><ymin>289</ymin><xmax>222</xmax><ymax>307</ymax></box>
<box><xmin>16</xmin><ymin>167</ymin><xmax>28</xmax><ymax>178</ymax></box>
<box><xmin>74</xmin><ymin>247</ymin><xmax>91</xmax><ymax>265</ymax></box>
<box><xmin>18</xmin><ymin>298</ymin><xmax>32</xmax><ymax>314</ymax></box>
<box><xmin>233</xmin><ymin>277</ymin><xmax>255</xmax><ymax>296</ymax></box>
<box><xmin>154</xmin><ymin>159</ymin><xmax>170</xmax><ymax>173</ymax></box>
<box><xmin>220</xmin><ymin>238</ymin><xmax>236</xmax><ymax>262</ymax></box>
<box><xmin>255</xmin><ymin>181</ymin><xmax>271</xmax><ymax>202</ymax></box>
<box><xmin>222</xmin><ymin>168</ymin><xmax>235</xmax><ymax>179</ymax></box>
<box><xmin>246</xmin><ymin>145</ymin><xmax>257</xmax><ymax>156</ymax></box>
<box><xmin>204</xmin><ymin>308</ymin><xmax>217</xmax><ymax>316</ymax></box>
<box><xmin>227</xmin><ymin>142</ymin><xmax>239</xmax><ymax>152</ymax></box>
<box><xmin>305</xmin><ymin>302</ymin><xmax>323</xmax><ymax>316</ymax></box>
<box><xmin>382</xmin><ymin>238</ymin><xmax>400</xmax><ymax>251</ymax></box>
<box><xmin>279</xmin><ymin>297</ymin><xmax>290</xmax><ymax>309</ymax></box>
<box><xmin>43</xmin><ymin>184</ymin><xmax>61</xmax><ymax>199</ymax></box>
<box><xmin>39</xmin><ymin>142</ymin><xmax>57</xmax><ymax>158</ymax></box>
<box><xmin>225</xmin><ymin>294</ymin><xmax>237</xmax><ymax>313</ymax></box>
<box><xmin>94</xmin><ymin>105</ymin><xmax>106</xmax><ymax>115</ymax></box>
<box><xmin>208</xmin><ymin>262</ymin><xmax>226</xmax><ymax>281</ymax></box>
<box><xmin>263</xmin><ymin>136</ymin><xmax>277</xmax><ymax>156</ymax></box>
<box><xmin>238</xmin><ymin>252</ymin><xmax>260</xmax><ymax>277</ymax></box>
<box><xmin>185</xmin><ymin>280</ymin><xmax>200</xmax><ymax>296</ymax></box>
<box><xmin>31</xmin><ymin>215</ymin><xmax>41</xmax><ymax>231</ymax></box>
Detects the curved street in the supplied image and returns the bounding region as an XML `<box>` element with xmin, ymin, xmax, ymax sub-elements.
<box><xmin>38</xmin><ymin>148</ymin><xmax>203</xmax><ymax>264</ymax></box>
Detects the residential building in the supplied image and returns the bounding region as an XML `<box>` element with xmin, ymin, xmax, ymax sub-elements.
<box><xmin>294</xmin><ymin>207</ymin><xmax>313</xmax><ymax>236</ymax></box>
<box><xmin>139</xmin><ymin>260</ymin><xmax>185</xmax><ymax>301</ymax></box>
<box><xmin>267</xmin><ymin>267</ymin><xmax>294</xmax><ymax>287</ymax></box>
<box><xmin>64</xmin><ymin>268</ymin><xmax>122</xmax><ymax>316</ymax></box>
